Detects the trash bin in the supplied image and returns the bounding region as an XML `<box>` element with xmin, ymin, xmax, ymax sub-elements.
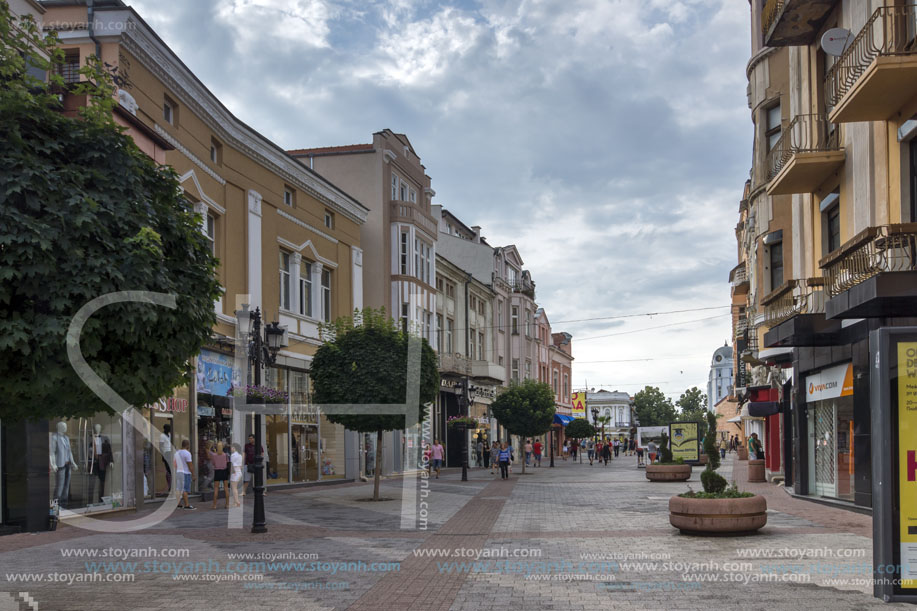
<box><xmin>748</xmin><ymin>459</ymin><xmax>765</xmax><ymax>482</ymax></box>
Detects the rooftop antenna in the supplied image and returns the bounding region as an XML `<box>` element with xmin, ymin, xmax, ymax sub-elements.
<box><xmin>821</xmin><ymin>28</ymin><xmax>853</xmax><ymax>56</ymax></box>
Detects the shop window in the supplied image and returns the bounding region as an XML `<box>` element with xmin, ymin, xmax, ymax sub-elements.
<box><xmin>50</xmin><ymin>414</ymin><xmax>124</xmax><ymax>513</ymax></box>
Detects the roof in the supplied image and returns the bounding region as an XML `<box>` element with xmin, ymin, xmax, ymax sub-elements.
<box><xmin>287</xmin><ymin>143</ymin><xmax>374</xmax><ymax>156</ymax></box>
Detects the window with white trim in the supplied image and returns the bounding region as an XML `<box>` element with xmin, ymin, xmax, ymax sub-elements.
<box><xmin>436</xmin><ymin>313</ymin><xmax>443</xmax><ymax>351</ymax></box>
<box><xmin>205</xmin><ymin>213</ymin><xmax>215</xmax><ymax>256</ymax></box>
<box><xmin>401</xmin><ymin>303</ymin><xmax>409</xmax><ymax>334</ymax></box>
<box><xmin>409</xmin><ymin>189</ymin><xmax>416</xmax><ymax>203</ymax></box>
<box><xmin>321</xmin><ymin>269</ymin><xmax>331</xmax><ymax>322</ymax></box>
<box><xmin>400</xmin><ymin>231</ymin><xmax>410</xmax><ymax>275</ymax></box>
<box><xmin>563</xmin><ymin>373</ymin><xmax>569</xmax><ymax>397</ymax></box>
<box><xmin>512</xmin><ymin>359</ymin><xmax>519</xmax><ymax>382</ymax></box>
<box><xmin>279</xmin><ymin>251</ymin><xmax>291</xmax><ymax>311</ymax></box>
<box><xmin>468</xmin><ymin>327</ymin><xmax>475</xmax><ymax>359</ymax></box>
<box><xmin>324</xmin><ymin>210</ymin><xmax>334</xmax><ymax>229</ymax></box>
<box><xmin>525</xmin><ymin>359</ymin><xmax>532</xmax><ymax>380</ymax></box>
<box><xmin>400</xmin><ymin>181</ymin><xmax>408</xmax><ymax>201</ymax></box>
<box><xmin>446</xmin><ymin>318</ymin><xmax>454</xmax><ymax>353</ymax></box>
<box><xmin>506</xmin><ymin>265</ymin><xmax>517</xmax><ymax>286</ymax></box>
<box><xmin>477</xmin><ymin>331</ymin><xmax>484</xmax><ymax>362</ymax></box>
<box><xmin>283</xmin><ymin>186</ymin><xmax>294</xmax><ymax>207</ymax></box>
<box><xmin>553</xmin><ymin>370</ymin><xmax>559</xmax><ymax>395</ymax></box>
<box><xmin>391</xmin><ymin>174</ymin><xmax>399</xmax><ymax>200</ymax></box>
<box><xmin>299</xmin><ymin>261</ymin><xmax>312</xmax><ymax>317</ymax></box>
<box><xmin>511</xmin><ymin>306</ymin><xmax>519</xmax><ymax>334</ymax></box>
<box><xmin>497</xmin><ymin>300</ymin><xmax>504</xmax><ymax>331</ymax></box>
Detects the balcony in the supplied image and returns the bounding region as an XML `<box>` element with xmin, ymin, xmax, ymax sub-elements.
<box><xmin>439</xmin><ymin>353</ymin><xmax>470</xmax><ymax>376</ymax></box>
<box><xmin>390</xmin><ymin>200</ymin><xmax>438</xmax><ymax>237</ymax></box>
<box><xmin>510</xmin><ymin>281</ymin><xmax>536</xmax><ymax>300</ymax></box>
<box><xmin>821</xmin><ymin>223</ymin><xmax>917</xmax><ymax>318</ymax></box>
<box><xmin>762</xmin><ymin>278</ymin><xmax>827</xmax><ymax>328</ymax></box>
<box><xmin>766</xmin><ymin>114</ymin><xmax>844</xmax><ymax>196</ymax></box>
<box><xmin>470</xmin><ymin>360</ymin><xmax>505</xmax><ymax>384</ymax></box>
<box><xmin>825</xmin><ymin>5</ymin><xmax>917</xmax><ymax>123</ymax></box>
<box><xmin>730</xmin><ymin>262</ymin><xmax>749</xmax><ymax>295</ymax></box>
<box><xmin>763</xmin><ymin>278</ymin><xmax>841</xmax><ymax>348</ymax></box>
<box><xmin>762</xmin><ymin>0</ymin><xmax>838</xmax><ymax>47</ymax></box>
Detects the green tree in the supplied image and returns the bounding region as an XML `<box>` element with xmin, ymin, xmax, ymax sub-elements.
<box><xmin>564</xmin><ymin>418</ymin><xmax>595</xmax><ymax>441</ymax></box>
<box><xmin>0</xmin><ymin>4</ymin><xmax>221</xmax><ymax>421</ymax></box>
<box><xmin>490</xmin><ymin>379</ymin><xmax>555</xmax><ymax>474</ymax></box>
<box><xmin>632</xmin><ymin>386</ymin><xmax>677</xmax><ymax>427</ymax></box>
<box><xmin>311</xmin><ymin>309</ymin><xmax>438</xmax><ymax>500</ymax></box>
<box><xmin>676</xmin><ymin>386</ymin><xmax>710</xmax><ymax>440</ymax></box>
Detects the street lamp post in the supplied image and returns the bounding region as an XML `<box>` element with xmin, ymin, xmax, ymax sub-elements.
<box><xmin>236</xmin><ymin>305</ymin><xmax>284</xmax><ymax>535</ymax></box>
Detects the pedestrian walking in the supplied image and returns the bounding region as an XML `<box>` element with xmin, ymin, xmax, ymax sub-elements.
<box><xmin>490</xmin><ymin>441</ymin><xmax>500</xmax><ymax>474</ymax></box>
<box><xmin>475</xmin><ymin>439</ymin><xmax>484</xmax><ymax>467</ymax></box>
<box><xmin>431</xmin><ymin>439</ymin><xmax>445</xmax><ymax>478</ymax></box>
<box><xmin>208</xmin><ymin>441</ymin><xmax>230</xmax><ymax>509</ymax></box>
<box><xmin>613</xmin><ymin>438</ymin><xmax>620</xmax><ymax>458</ymax></box>
<box><xmin>174</xmin><ymin>439</ymin><xmax>195</xmax><ymax>510</ymax></box>
<box><xmin>482</xmin><ymin>441</ymin><xmax>491</xmax><ymax>471</ymax></box>
<box><xmin>647</xmin><ymin>439</ymin><xmax>658</xmax><ymax>465</ymax></box>
<box><xmin>587</xmin><ymin>439</ymin><xmax>595</xmax><ymax>465</ymax></box>
<box><xmin>562</xmin><ymin>441</ymin><xmax>569</xmax><ymax>461</ymax></box>
<box><xmin>571</xmin><ymin>440</ymin><xmax>578</xmax><ymax>461</ymax></box>
<box><xmin>719</xmin><ymin>437</ymin><xmax>727</xmax><ymax>459</ymax></box>
<box><xmin>229</xmin><ymin>443</ymin><xmax>243</xmax><ymax>507</ymax></box>
<box><xmin>524</xmin><ymin>439</ymin><xmax>533</xmax><ymax>466</ymax></box>
<box><xmin>601</xmin><ymin>441</ymin><xmax>611</xmax><ymax>466</ymax></box>
<box><xmin>498</xmin><ymin>443</ymin><xmax>512</xmax><ymax>479</ymax></box>
<box><xmin>636</xmin><ymin>444</ymin><xmax>645</xmax><ymax>466</ymax></box>
<box><xmin>533</xmin><ymin>439</ymin><xmax>543</xmax><ymax>467</ymax></box>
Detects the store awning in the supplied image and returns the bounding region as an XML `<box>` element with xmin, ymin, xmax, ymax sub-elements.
<box><xmin>726</xmin><ymin>416</ymin><xmax>742</xmax><ymax>423</ymax></box>
<box><xmin>739</xmin><ymin>403</ymin><xmax>766</xmax><ymax>421</ymax></box>
<box><xmin>747</xmin><ymin>401</ymin><xmax>780</xmax><ymax>417</ymax></box>
<box><xmin>553</xmin><ymin>414</ymin><xmax>575</xmax><ymax>426</ymax></box>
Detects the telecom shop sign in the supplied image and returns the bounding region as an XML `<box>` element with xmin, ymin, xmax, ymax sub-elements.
<box><xmin>897</xmin><ymin>342</ymin><xmax>917</xmax><ymax>591</ymax></box>
<box><xmin>669</xmin><ymin>421</ymin><xmax>699</xmax><ymax>462</ymax></box>
<box><xmin>806</xmin><ymin>362</ymin><xmax>853</xmax><ymax>402</ymax></box>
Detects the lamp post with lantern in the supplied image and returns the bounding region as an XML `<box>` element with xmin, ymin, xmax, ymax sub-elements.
<box><xmin>235</xmin><ymin>304</ymin><xmax>285</xmax><ymax>534</ymax></box>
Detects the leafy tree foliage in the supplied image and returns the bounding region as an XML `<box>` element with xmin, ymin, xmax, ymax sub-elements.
<box><xmin>564</xmin><ymin>418</ymin><xmax>595</xmax><ymax>440</ymax></box>
<box><xmin>0</xmin><ymin>4</ymin><xmax>221</xmax><ymax>421</ymax></box>
<box><xmin>658</xmin><ymin>432</ymin><xmax>673</xmax><ymax>463</ymax></box>
<box><xmin>632</xmin><ymin>386</ymin><xmax>677</xmax><ymax>427</ymax></box>
<box><xmin>312</xmin><ymin>309</ymin><xmax>438</xmax><ymax>499</ymax></box>
<box><xmin>676</xmin><ymin>386</ymin><xmax>710</xmax><ymax>438</ymax></box>
<box><xmin>490</xmin><ymin>379</ymin><xmax>555</xmax><ymax>474</ymax></box>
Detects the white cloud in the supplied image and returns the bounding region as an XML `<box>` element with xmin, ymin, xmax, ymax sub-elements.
<box><xmin>215</xmin><ymin>0</ymin><xmax>336</xmax><ymax>51</ymax></box>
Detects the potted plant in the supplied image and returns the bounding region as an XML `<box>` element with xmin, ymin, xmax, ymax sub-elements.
<box><xmin>447</xmin><ymin>415</ymin><xmax>478</xmax><ymax>430</ymax></box>
<box><xmin>646</xmin><ymin>433</ymin><xmax>692</xmax><ymax>482</ymax></box>
<box><xmin>668</xmin><ymin>411</ymin><xmax>767</xmax><ymax>535</ymax></box>
<box><xmin>231</xmin><ymin>384</ymin><xmax>288</xmax><ymax>404</ymax></box>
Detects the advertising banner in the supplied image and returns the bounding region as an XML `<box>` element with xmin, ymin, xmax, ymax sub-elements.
<box><xmin>806</xmin><ymin>362</ymin><xmax>853</xmax><ymax>403</ymax></box>
<box><xmin>196</xmin><ymin>349</ymin><xmax>236</xmax><ymax>398</ymax></box>
<box><xmin>897</xmin><ymin>343</ymin><xmax>917</xmax><ymax>589</ymax></box>
<box><xmin>571</xmin><ymin>392</ymin><xmax>587</xmax><ymax>419</ymax></box>
<box><xmin>669</xmin><ymin>421</ymin><xmax>699</xmax><ymax>462</ymax></box>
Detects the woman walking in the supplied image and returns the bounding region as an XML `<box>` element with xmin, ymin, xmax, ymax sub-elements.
<box><xmin>490</xmin><ymin>441</ymin><xmax>500</xmax><ymax>474</ymax></box>
<box><xmin>601</xmin><ymin>440</ymin><xmax>611</xmax><ymax>466</ymax></box>
<box><xmin>498</xmin><ymin>442</ymin><xmax>512</xmax><ymax>479</ymax></box>
<box><xmin>229</xmin><ymin>443</ymin><xmax>243</xmax><ymax>507</ymax></box>
<box><xmin>208</xmin><ymin>441</ymin><xmax>230</xmax><ymax>509</ymax></box>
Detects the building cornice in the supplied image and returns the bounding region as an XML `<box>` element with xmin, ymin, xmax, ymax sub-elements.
<box><xmin>96</xmin><ymin>9</ymin><xmax>369</xmax><ymax>226</ymax></box>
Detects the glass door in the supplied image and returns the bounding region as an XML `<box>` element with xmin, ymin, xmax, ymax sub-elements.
<box><xmin>813</xmin><ymin>401</ymin><xmax>837</xmax><ymax>498</ymax></box>
<box><xmin>291</xmin><ymin>424</ymin><xmax>319</xmax><ymax>482</ymax></box>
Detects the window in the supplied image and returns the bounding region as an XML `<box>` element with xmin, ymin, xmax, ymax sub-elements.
<box><xmin>497</xmin><ymin>300</ymin><xmax>504</xmax><ymax>331</ymax></box>
<box><xmin>525</xmin><ymin>359</ymin><xmax>532</xmax><ymax>380</ymax></box>
<box><xmin>436</xmin><ymin>277</ymin><xmax>443</xmax><ymax>292</ymax></box>
<box><xmin>210</xmin><ymin>138</ymin><xmax>222</xmax><ymax>164</ymax></box>
<box><xmin>299</xmin><ymin>262</ymin><xmax>312</xmax><ymax>317</ymax></box>
<box><xmin>506</xmin><ymin>265</ymin><xmax>517</xmax><ymax>286</ymax></box>
<box><xmin>469</xmin><ymin>295</ymin><xmax>476</xmax><ymax>312</ymax></box>
<box><xmin>436</xmin><ymin>314</ymin><xmax>443</xmax><ymax>351</ymax></box>
<box><xmin>446</xmin><ymin>318</ymin><xmax>454</xmax><ymax>353</ymax></box>
<box><xmin>563</xmin><ymin>374</ymin><xmax>569</xmax><ymax>397</ymax></box>
<box><xmin>279</xmin><ymin>251</ymin><xmax>291</xmax><ymax>311</ymax></box>
<box><xmin>400</xmin><ymin>181</ymin><xmax>408</xmax><ymax>201</ymax></box>
<box><xmin>324</xmin><ymin>210</ymin><xmax>334</xmax><ymax>229</ymax></box>
<box><xmin>511</xmin><ymin>306</ymin><xmax>519</xmax><ymax>334</ymax></box>
<box><xmin>769</xmin><ymin>242</ymin><xmax>784</xmax><ymax>291</ymax></box>
<box><xmin>163</xmin><ymin>95</ymin><xmax>177</xmax><ymax>125</ymax></box>
<box><xmin>525</xmin><ymin>310</ymin><xmax>533</xmax><ymax>337</ymax></box>
<box><xmin>391</xmin><ymin>174</ymin><xmax>399</xmax><ymax>200</ymax></box>
<box><xmin>58</xmin><ymin>49</ymin><xmax>80</xmax><ymax>84</ymax></box>
<box><xmin>469</xmin><ymin>327</ymin><xmax>475</xmax><ymax>359</ymax></box>
<box><xmin>283</xmin><ymin>187</ymin><xmax>295</xmax><ymax>207</ymax></box>
<box><xmin>765</xmin><ymin>103</ymin><xmax>781</xmax><ymax>152</ymax></box>
<box><xmin>499</xmin><ymin>356</ymin><xmax>504</xmax><ymax>366</ymax></box>
<box><xmin>478</xmin><ymin>332</ymin><xmax>484</xmax><ymax>362</ymax></box>
<box><xmin>512</xmin><ymin>359</ymin><xmax>519</xmax><ymax>382</ymax></box>
<box><xmin>321</xmin><ymin>269</ymin><xmax>331</xmax><ymax>322</ymax></box>
<box><xmin>205</xmin><ymin>213</ymin><xmax>215</xmax><ymax>255</ymax></box>
<box><xmin>478</xmin><ymin>300</ymin><xmax>485</xmax><ymax>316</ymax></box>
<box><xmin>445</xmin><ymin>282</ymin><xmax>455</xmax><ymax>299</ymax></box>
<box><xmin>553</xmin><ymin>370</ymin><xmax>559</xmax><ymax>394</ymax></box>
<box><xmin>409</xmin><ymin>189</ymin><xmax>417</xmax><ymax>203</ymax></box>
<box><xmin>399</xmin><ymin>232</ymin><xmax>409</xmax><ymax>275</ymax></box>
<box><xmin>424</xmin><ymin>311</ymin><xmax>433</xmax><ymax>343</ymax></box>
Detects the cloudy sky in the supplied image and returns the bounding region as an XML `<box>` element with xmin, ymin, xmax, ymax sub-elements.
<box><xmin>129</xmin><ymin>0</ymin><xmax>752</xmax><ymax>404</ymax></box>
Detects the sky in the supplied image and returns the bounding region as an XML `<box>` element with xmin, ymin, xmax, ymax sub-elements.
<box><xmin>129</xmin><ymin>0</ymin><xmax>753</xmax><ymax>405</ymax></box>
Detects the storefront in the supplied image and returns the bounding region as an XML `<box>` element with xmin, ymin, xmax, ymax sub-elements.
<box><xmin>804</xmin><ymin>362</ymin><xmax>855</xmax><ymax>501</ymax></box>
<box><xmin>141</xmin><ymin>386</ymin><xmax>193</xmax><ymax>500</ymax></box>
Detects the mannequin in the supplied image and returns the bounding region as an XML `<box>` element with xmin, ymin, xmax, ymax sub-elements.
<box><xmin>50</xmin><ymin>422</ymin><xmax>77</xmax><ymax>507</ymax></box>
<box><xmin>88</xmin><ymin>423</ymin><xmax>113</xmax><ymax>503</ymax></box>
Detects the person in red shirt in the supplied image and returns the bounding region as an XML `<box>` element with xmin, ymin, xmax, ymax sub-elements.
<box><xmin>533</xmin><ymin>440</ymin><xmax>543</xmax><ymax>467</ymax></box>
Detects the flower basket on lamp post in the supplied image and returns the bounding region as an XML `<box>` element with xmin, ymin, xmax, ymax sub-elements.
<box><xmin>447</xmin><ymin>416</ymin><xmax>478</xmax><ymax>431</ymax></box>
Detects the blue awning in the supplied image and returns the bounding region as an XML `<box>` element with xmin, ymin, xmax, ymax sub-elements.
<box><xmin>553</xmin><ymin>414</ymin><xmax>575</xmax><ymax>426</ymax></box>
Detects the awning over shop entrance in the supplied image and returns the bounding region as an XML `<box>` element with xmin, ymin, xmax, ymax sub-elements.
<box><xmin>553</xmin><ymin>414</ymin><xmax>575</xmax><ymax>426</ymax></box>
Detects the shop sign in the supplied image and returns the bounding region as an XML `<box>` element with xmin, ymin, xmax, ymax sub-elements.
<box><xmin>669</xmin><ymin>421</ymin><xmax>699</xmax><ymax>462</ymax></box>
<box><xmin>571</xmin><ymin>392</ymin><xmax>587</xmax><ymax>419</ymax></box>
<box><xmin>197</xmin><ymin>349</ymin><xmax>237</xmax><ymax>398</ymax></box>
<box><xmin>473</xmin><ymin>386</ymin><xmax>496</xmax><ymax>400</ymax></box>
<box><xmin>897</xmin><ymin>343</ymin><xmax>917</xmax><ymax>590</ymax></box>
<box><xmin>197</xmin><ymin>405</ymin><xmax>215</xmax><ymax>417</ymax></box>
<box><xmin>805</xmin><ymin>362</ymin><xmax>853</xmax><ymax>403</ymax></box>
<box><xmin>221</xmin><ymin>408</ymin><xmax>232</xmax><ymax>417</ymax></box>
<box><xmin>152</xmin><ymin>397</ymin><xmax>188</xmax><ymax>413</ymax></box>
<box><xmin>292</xmin><ymin>404</ymin><xmax>319</xmax><ymax>424</ymax></box>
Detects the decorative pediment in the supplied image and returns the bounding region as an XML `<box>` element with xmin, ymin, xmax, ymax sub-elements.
<box><xmin>179</xmin><ymin>170</ymin><xmax>226</xmax><ymax>215</ymax></box>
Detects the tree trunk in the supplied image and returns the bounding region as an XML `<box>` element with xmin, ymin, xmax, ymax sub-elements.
<box><xmin>373</xmin><ymin>429</ymin><xmax>383</xmax><ymax>501</ymax></box>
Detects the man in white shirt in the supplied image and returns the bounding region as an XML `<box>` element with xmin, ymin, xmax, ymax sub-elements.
<box><xmin>173</xmin><ymin>439</ymin><xmax>195</xmax><ymax>510</ymax></box>
<box><xmin>158</xmin><ymin>424</ymin><xmax>172</xmax><ymax>494</ymax></box>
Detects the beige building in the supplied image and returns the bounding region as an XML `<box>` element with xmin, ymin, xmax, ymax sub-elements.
<box><xmin>38</xmin><ymin>0</ymin><xmax>368</xmax><ymax>517</ymax></box>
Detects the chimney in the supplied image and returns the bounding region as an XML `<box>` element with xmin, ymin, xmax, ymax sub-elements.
<box><xmin>471</xmin><ymin>225</ymin><xmax>482</xmax><ymax>243</ymax></box>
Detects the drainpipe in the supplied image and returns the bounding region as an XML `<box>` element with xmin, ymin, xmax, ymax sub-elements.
<box><xmin>87</xmin><ymin>0</ymin><xmax>102</xmax><ymax>60</ymax></box>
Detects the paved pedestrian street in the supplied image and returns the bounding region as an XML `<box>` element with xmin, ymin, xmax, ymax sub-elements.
<box><xmin>0</xmin><ymin>455</ymin><xmax>905</xmax><ymax>610</ymax></box>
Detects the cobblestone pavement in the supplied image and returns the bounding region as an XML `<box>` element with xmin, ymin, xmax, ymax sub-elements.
<box><xmin>0</xmin><ymin>454</ymin><xmax>908</xmax><ymax>610</ymax></box>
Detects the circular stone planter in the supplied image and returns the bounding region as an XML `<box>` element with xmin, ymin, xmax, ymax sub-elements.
<box><xmin>669</xmin><ymin>494</ymin><xmax>767</xmax><ymax>535</ymax></box>
<box><xmin>646</xmin><ymin>463</ymin><xmax>692</xmax><ymax>482</ymax></box>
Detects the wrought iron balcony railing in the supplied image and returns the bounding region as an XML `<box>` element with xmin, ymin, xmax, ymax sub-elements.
<box><xmin>825</xmin><ymin>4</ymin><xmax>917</xmax><ymax>109</ymax></box>
<box><xmin>761</xmin><ymin>278</ymin><xmax>827</xmax><ymax>327</ymax></box>
<box><xmin>766</xmin><ymin>114</ymin><xmax>840</xmax><ymax>181</ymax></box>
<box><xmin>820</xmin><ymin>223</ymin><xmax>917</xmax><ymax>298</ymax></box>
<box><xmin>762</xmin><ymin>0</ymin><xmax>786</xmax><ymax>37</ymax></box>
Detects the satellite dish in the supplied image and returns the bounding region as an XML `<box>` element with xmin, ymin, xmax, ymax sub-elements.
<box><xmin>821</xmin><ymin>28</ymin><xmax>853</xmax><ymax>56</ymax></box>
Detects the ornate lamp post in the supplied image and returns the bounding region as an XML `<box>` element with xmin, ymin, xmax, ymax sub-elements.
<box><xmin>235</xmin><ymin>304</ymin><xmax>284</xmax><ymax>534</ymax></box>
